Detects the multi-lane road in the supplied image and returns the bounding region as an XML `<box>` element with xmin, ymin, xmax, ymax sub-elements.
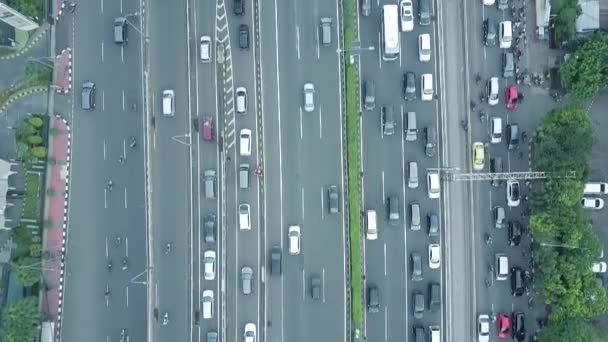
<box><xmin>59</xmin><ymin>0</ymin><xmax>147</xmax><ymax>341</ymax></box>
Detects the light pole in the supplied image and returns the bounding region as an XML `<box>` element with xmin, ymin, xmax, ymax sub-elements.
<box><xmin>336</xmin><ymin>40</ymin><xmax>375</xmax><ymax>55</ymax></box>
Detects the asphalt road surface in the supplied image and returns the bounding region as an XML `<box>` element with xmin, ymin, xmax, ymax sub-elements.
<box><xmin>358</xmin><ymin>1</ymin><xmax>444</xmax><ymax>341</ymax></box>
<box><xmin>59</xmin><ymin>0</ymin><xmax>148</xmax><ymax>341</ymax></box>
<box><xmin>260</xmin><ymin>0</ymin><xmax>348</xmax><ymax>341</ymax></box>
<box><xmin>147</xmin><ymin>0</ymin><xmax>195</xmax><ymax>340</ymax></box>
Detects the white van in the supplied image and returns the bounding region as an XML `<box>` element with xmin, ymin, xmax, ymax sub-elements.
<box><xmin>162</xmin><ymin>89</ymin><xmax>175</xmax><ymax>116</ymax></box>
<box><xmin>487</xmin><ymin>77</ymin><xmax>499</xmax><ymax>106</ymax></box>
<box><xmin>202</xmin><ymin>289</ymin><xmax>214</xmax><ymax>319</ymax></box>
<box><xmin>490</xmin><ymin>117</ymin><xmax>502</xmax><ymax>144</ymax></box>
<box><xmin>421</xmin><ymin>73</ymin><xmax>434</xmax><ymax>101</ymax></box>
<box><xmin>418</xmin><ymin>34</ymin><xmax>431</xmax><ymax>62</ymax></box>
<box><xmin>429</xmin><ymin>326</ymin><xmax>440</xmax><ymax>342</ymax></box>
<box><xmin>366</xmin><ymin>210</ymin><xmax>378</xmax><ymax>240</ymax></box>
<box><xmin>239</xmin><ymin>204</ymin><xmax>251</xmax><ymax>230</ymax></box>
<box><xmin>499</xmin><ymin>21</ymin><xmax>512</xmax><ymax>48</ymax></box>
<box><xmin>584</xmin><ymin>182</ymin><xmax>608</xmax><ymax>195</ymax></box>
<box><xmin>495</xmin><ymin>253</ymin><xmax>509</xmax><ymax>280</ymax></box>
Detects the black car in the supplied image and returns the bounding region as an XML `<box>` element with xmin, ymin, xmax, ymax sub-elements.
<box><xmin>234</xmin><ymin>0</ymin><xmax>245</xmax><ymax>15</ymax></box>
<box><xmin>511</xmin><ymin>267</ymin><xmax>525</xmax><ymax>296</ymax></box>
<box><xmin>270</xmin><ymin>246</ymin><xmax>281</xmax><ymax>275</ymax></box>
<box><xmin>512</xmin><ymin>312</ymin><xmax>526</xmax><ymax>341</ymax></box>
<box><xmin>507</xmin><ymin>124</ymin><xmax>519</xmax><ymax>150</ymax></box>
<box><xmin>490</xmin><ymin>157</ymin><xmax>503</xmax><ymax>186</ymax></box>
<box><xmin>428</xmin><ymin>282</ymin><xmax>440</xmax><ymax>312</ymax></box>
<box><xmin>424</xmin><ymin>126</ymin><xmax>437</xmax><ymax>157</ymax></box>
<box><xmin>367</xmin><ymin>284</ymin><xmax>380</xmax><ymax>313</ymax></box>
<box><xmin>239</xmin><ymin>24</ymin><xmax>250</xmax><ymax>50</ymax></box>
<box><xmin>403</xmin><ymin>72</ymin><xmax>416</xmax><ymax>101</ymax></box>
<box><xmin>508</xmin><ymin>221</ymin><xmax>522</xmax><ymax>246</ymax></box>
<box><xmin>483</xmin><ymin>18</ymin><xmax>497</xmax><ymax>46</ymax></box>
<box><xmin>204</xmin><ymin>213</ymin><xmax>217</xmax><ymax>243</ymax></box>
<box><xmin>311</xmin><ymin>274</ymin><xmax>321</xmax><ymax>300</ymax></box>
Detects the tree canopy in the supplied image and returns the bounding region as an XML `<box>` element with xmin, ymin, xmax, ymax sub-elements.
<box><xmin>0</xmin><ymin>296</ymin><xmax>40</xmax><ymax>342</ymax></box>
<box><xmin>561</xmin><ymin>34</ymin><xmax>608</xmax><ymax>100</ymax></box>
<box><xmin>551</xmin><ymin>0</ymin><xmax>582</xmax><ymax>43</ymax></box>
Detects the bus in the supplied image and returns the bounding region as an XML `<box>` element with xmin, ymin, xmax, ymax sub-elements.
<box><xmin>381</xmin><ymin>4</ymin><xmax>400</xmax><ymax>61</ymax></box>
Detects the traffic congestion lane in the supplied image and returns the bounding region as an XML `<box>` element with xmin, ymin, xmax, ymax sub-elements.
<box><xmin>192</xmin><ymin>0</ymin><xmax>222</xmax><ymax>340</ymax></box>
<box><xmin>358</xmin><ymin>1</ymin><xmax>443</xmax><ymax>340</ymax></box>
<box><xmin>148</xmin><ymin>0</ymin><xmax>192</xmax><ymax>340</ymax></box>
<box><xmin>226</xmin><ymin>0</ymin><xmax>263</xmax><ymax>339</ymax></box>
<box><xmin>60</xmin><ymin>0</ymin><xmax>148</xmax><ymax>340</ymax></box>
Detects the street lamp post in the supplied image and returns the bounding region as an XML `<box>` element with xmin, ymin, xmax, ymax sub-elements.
<box><xmin>336</xmin><ymin>40</ymin><xmax>375</xmax><ymax>55</ymax></box>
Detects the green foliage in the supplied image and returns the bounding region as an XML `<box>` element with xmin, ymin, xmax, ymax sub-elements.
<box><xmin>551</xmin><ymin>0</ymin><xmax>582</xmax><ymax>43</ymax></box>
<box><xmin>5</xmin><ymin>0</ymin><xmax>43</xmax><ymax>21</ymax></box>
<box><xmin>531</xmin><ymin>104</ymin><xmax>608</xmax><ymax>341</ymax></box>
<box><xmin>11</xmin><ymin>257</ymin><xmax>40</xmax><ymax>287</ymax></box>
<box><xmin>540</xmin><ymin>317</ymin><xmax>595</xmax><ymax>342</ymax></box>
<box><xmin>30</xmin><ymin>146</ymin><xmax>46</xmax><ymax>158</ymax></box>
<box><xmin>11</xmin><ymin>226</ymin><xmax>34</xmax><ymax>260</ymax></box>
<box><xmin>560</xmin><ymin>34</ymin><xmax>608</xmax><ymax>100</ymax></box>
<box><xmin>26</xmin><ymin>116</ymin><xmax>43</xmax><ymax>128</ymax></box>
<box><xmin>15</xmin><ymin>142</ymin><xmax>30</xmax><ymax>161</ymax></box>
<box><xmin>26</xmin><ymin>135</ymin><xmax>42</xmax><ymax>146</ymax></box>
<box><xmin>15</xmin><ymin>122</ymin><xmax>36</xmax><ymax>142</ymax></box>
<box><xmin>0</xmin><ymin>296</ymin><xmax>40</xmax><ymax>342</ymax></box>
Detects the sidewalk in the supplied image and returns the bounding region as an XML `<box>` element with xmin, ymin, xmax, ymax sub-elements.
<box><xmin>52</xmin><ymin>48</ymin><xmax>71</xmax><ymax>94</ymax></box>
<box><xmin>41</xmin><ymin>116</ymin><xmax>70</xmax><ymax>340</ymax></box>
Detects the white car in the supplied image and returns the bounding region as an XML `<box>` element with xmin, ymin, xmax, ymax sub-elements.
<box><xmin>240</xmin><ymin>129</ymin><xmax>252</xmax><ymax>156</ymax></box>
<box><xmin>200</xmin><ymin>35</ymin><xmax>212</xmax><ymax>63</ymax></box>
<box><xmin>418</xmin><ymin>34</ymin><xmax>431</xmax><ymax>62</ymax></box>
<box><xmin>429</xmin><ymin>244</ymin><xmax>441</xmax><ymax>269</ymax></box>
<box><xmin>203</xmin><ymin>250</ymin><xmax>216</xmax><ymax>280</ymax></box>
<box><xmin>420</xmin><ymin>73</ymin><xmax>433</xmax><ymax>101</ymax></box>
<box><xmin>592</xmin><ymin>261</ymin><xmax>607</xmax><ymax>273</ymax></box>
<box><xmin>236</xmin><ymin>87</ymin><xmax>247</xmax><ymax>114</ymax></box>
<box><xmin>483</xmin><ymin>0</ymin><xmax>495</xmax><ymax>5</ymax></box>
<box><xmin>478</xmin><ymin>314</ymin><xmax>490</xmax><ymax>342</ymax></box>
<box><xmin>499</xmin><ymin>21</ymin><xmax>512</xmax><ymax>48</ymax></box>
<box><xmin>400</xmin><ymin>0</ymin><xmax>414</xmax><ymax>32</ymax></box>
<box><xmin>487</xmin><ymin>77</ymin><xmax>499</xmax><ymax>106</ymax></box>
<box><xmin>427</xmin><ymin>171</ymin><xmax>440</xmax><ymax>199</ymax></box>
<box><xmin>162</xmin><ymin>89</ymin><xmax>175</xmax><ymax>116</ymax></box>
<box><xmin>303</xmin><ymin>82</ymin><xmax>315</xmax><ymax>112</ymax></box>
<box><xmin>288</xmin><ymin>225</ymin><xmax>301</xmax><ymax>255</ymax></box>
<box><xmin>506</xmin><ymin>180</ymin><xmax>520</xmax><ymax>207</ymax></box>
<box><xmin>582</xmin><ymin>197</ymin><xmax>605</xmax><ymax>209</ymax></box>
<box><xmin>244</xmin><ymin>323</ymin><xmax>256</xmax><ymax>342</ymax></box>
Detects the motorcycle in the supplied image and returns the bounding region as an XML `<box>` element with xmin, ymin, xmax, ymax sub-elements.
<box><xmin>120</xmin><ymin>328</ymin><xmax>127</xmax><ymax>342</ymax></box>
<box><xmin>165</xmin><ymin>242</ymin><xmax>171</xmax><ymax>254</ymax></box>
<box><xmin>122</xmin><ymin>257</ymin><xmax>128</xmax><ymax>271</ymax></box>
<box><xmin>461</xmin><ymin>120</ymin><xmax>468</xmax><ymax>132</ymax></box>
<box><xmin>479</xmin><ymin>111</ymin><xmax>486</xmax><ymax>123</ymax></box>
<box><xmin>115</xmin><ymin>236</ymin><xmax>121</xmax><ymax>247</ymax></box>
<box><xmin>162</xmin><ymin>312</ymin><xmax>169</xmax><ymax>326</ymax></box>
<box><xmin>118</xmin><ymin>155</ymin><xmax>125</xmax><ymax>165</ymax></box>
<box><xmin>129</xmin><ymin>137</ymin><xmax>137</xmax><ymax>148</ymax></box>
<box><xmin>485</xmin><ymin>233</ymin><xmax>493</xmax><ymax>245</ymax></box>
<box><xmin>107</xmin><ymin>180</ymin><xmax>114</xmax><ymax>192</ymax></box>
<box><xmin>107</xmin><ymin>260</ymin><xmax>113</xmax><ymax>272</ymax></box>
<box><xmin>105</xmin><ymin>284</ymin><xmax>110</xmax><ymax>306</ymax></box>
<box><xmin>67</xmin><ymin>2</ymin><xmax>76</xmax><ymax>13</ymax></box>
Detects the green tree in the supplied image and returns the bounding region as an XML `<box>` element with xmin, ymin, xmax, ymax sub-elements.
<box><xmin>540</xmin><ymin>317</ymin><xmax>595</xmax><ymax>342</ymax></box>
<box><xmin>26</xmin><ymin>135</ymin><xmax>42</xmax><ymax>146</ymax></box>
<box><xmin>0</xmin><ymin>296</ymin><xmax>41</xmax><ymax>342</ymax></box>
<box><xmin>15</xmin><ymin>122</ymin><xmax>35</xmax><ymax>143</ymax></box>
<box><xmin>560</xmin><ymin>34</ymin><xmax>608</xmax><ymax>100</ymax></box>
<box><xmin>11</xmin><ymin>257</ymin><xmax>40</xmax><ymax>287</ymax></box>
<box><xmin>551</xmin><ymin>0</ymin><xmax>582</xmax><ymax>43</ymax></box>
<box><xmin>26</xmin><ymin>116</ymin><xmax>43</xmax><ymax>128</ymax></box>
<box><xmin>15</xmin><ymin>142</ymin><xmax>30</xmax><ymax>161</ymax></box>
<box><xmin>30</xmin><ymin>146</ymin><xmax>46</xmax><ymax>158</ymax></box>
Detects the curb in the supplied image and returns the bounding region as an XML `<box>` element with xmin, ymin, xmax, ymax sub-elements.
<box><xmin>54</xmin><ymin>47</ymin><xmax>72</xmax><ymax>94</ymax></box>
<box><xmin>0</xmin><ymin>24</ymin><xmax>51</xmax><ymax>61</ymax></box>
<box><xmin>0</xmin><ymin>86</ymin><xmax>48</xmax><ymax>113</ymax></box>
<box><xmin>50</xmin><ymin>115</ymin><xmax>71</xmax><ymax>342</ymax></box>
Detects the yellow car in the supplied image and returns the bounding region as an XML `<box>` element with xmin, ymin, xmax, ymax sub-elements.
<box><xmin>473</xmin><ymin>142</ymin><xmax>485</xmax><ymax>170</ymax></box>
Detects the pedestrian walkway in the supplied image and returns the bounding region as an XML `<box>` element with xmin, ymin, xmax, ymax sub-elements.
<box><xmin>41</xmin><ymin>116</ymin><xmax>71</xmax><ymax>341</ymax></box>
<box><xmin>53</xmin><ymin>48</ymin><xmax>71</xmax><ymax>94</ymax></box>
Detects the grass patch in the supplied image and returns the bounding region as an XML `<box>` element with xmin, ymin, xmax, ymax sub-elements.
<box><xmin>22</xmin><ymin>172</ymin><xmax>41</xmax><ymax>221</ymax></box>
<box><xmin>346</xmin><ymin>63</ymin><xmax>363</xmax><ymax>329</ymax></box>
<box><xmin>342</xmin><ymin>0</ymin><xmax>364</xmax><ymax>335</ymax></box>
<box><xmin>0</xmin><ymin>66</ymin><xmax>50</xmax><ymax>108</ymax></box>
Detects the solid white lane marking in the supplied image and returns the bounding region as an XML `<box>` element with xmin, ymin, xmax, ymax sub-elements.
<box><xmin>103</xmin><ymin>140</ymin><xmax>106</xmax><ymax>160</ymax></box>
<box><xmin>381</xmin><ymin>171</ymin><xmax>385</xmax><ymax>203</ymax></box>
<box><xmin>384</xmin><ymin>305</ymin><xmax>388</xmax><ymax>341</ymax></box>
<box><xmin>383</xmin><ymin>243</ymin><xmax>387</xmax><ymax>276</ymax></box>
<box><xmin>122</xmin><ymin>91</ymin><xmax>125</xmax><ymax>112</ymax></box>
<box><xmin>320</xmin><ymin>187</ymin><xmax>324</xmax><ymax>219</ymax></box>
<box><xmin>322</xmin><ymin>268</ymin><xmax>326</xmax><ymax>303</ymax></box>
<box><xmin>299</xmin><ymin>107</ymin><xmax>303</xmax><ymax>139</ymax></box>
<box><xmin>101</xmin><ymin>41</ymin><xmax>104</xmax><ymax>63</ymax></box>
<box><xmin>124</xmin><ymin>187</ymin><xmax>128</xmax><ymax>209</ymax></box>
<box><xmin>302</xmin><ymin>269</ymin><xmax>305</xmax><ymax>300</ymax></box>
<box><xmin>100</xmin><ymin>0</ymin><xmax>104</xmax><ymax>13</ymax></box>
<box><xmin>102</xmin><ymin>91</ymin><xmax>105</xmax><ymax>112</ymax></box>
<box><xmin>318</xmin><ymin>106</ymin><xmax>323</xmax><ymax>139</ymax></box>
<box><xmin>301</xmin><ymin>187</ymin><xmax>305</xmax><ymax>220</ymax></box>
<box><xmin>126</xmin><ymin>285</ymin><xmax>129</xmax><ymax>307</ymax></box>
<box><xmin>104</xmin><ymin>188</ymin><xmax>107</xmax><ymax>209</ymax></box>
<box><xmin>296</xmin><ymin>26</ymin><xmax>301</xmax><ymax>60</ymax></box>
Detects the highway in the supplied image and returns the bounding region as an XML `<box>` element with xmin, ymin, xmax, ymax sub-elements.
<box><xmin>147</xmin><ymin>0</ymin><xmax>194</xmax><ymax>341</ymax></box>
<box><xmin>358</xmin><ymin>1</ymin><xmax>443</xmax><ymax>341</ymax></box>
<box><xmin>260</xmin><ymin>0</ymin><xmax>348</xmax><ymax>341</ymax></box>
<box><xmin>59</xmin><ymin>0</ymin><xmax>148</xmax><ymax>341</ymax></box>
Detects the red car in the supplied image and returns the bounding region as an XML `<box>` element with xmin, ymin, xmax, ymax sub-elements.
<box><xmin>201</xmin><ymin>116</ymin><xmax>214</xmax><ymax>141</ymax></box>
<box><xmin>497</xmin><ymin>313</ymin><xmax>511</xmax><ymax>338</ymax></box>
<box><xmin>505</xmin><ymin>85</ymin><xmax>518</xmax><ymax>110</ymax></box>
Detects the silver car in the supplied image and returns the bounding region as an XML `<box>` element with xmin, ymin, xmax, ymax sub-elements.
<box><xmin>303</xmin><ymin>82</ymin><xmax>315</xmax><ymax>112</ymax></box>
<box><xmin>241</xmin><ymin>266</ymin><xmax>253</xmax><ymax>295</ymax></box>
<box><xmin>410</xmin><ymin>203</ymin><xmax>421</xmax><ymax>231</ymax></box>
